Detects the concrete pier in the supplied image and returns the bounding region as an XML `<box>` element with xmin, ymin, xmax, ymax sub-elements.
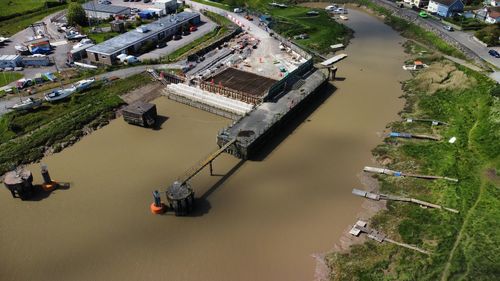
<box><xmin>217</xmin><ymin>69</ymin><xmax>327</xmax><ymax>159</ymax></box>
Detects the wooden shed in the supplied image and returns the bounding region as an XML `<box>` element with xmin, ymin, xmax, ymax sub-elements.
<box><xmin>122</xmin><ymin>101</ymin><xmax>157</xmax><ymax>127</ymax></box>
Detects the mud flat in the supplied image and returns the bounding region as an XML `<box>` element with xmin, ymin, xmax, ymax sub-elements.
<box><xmin>0</xmin><ymin>9</ymin><xmax>409</xmax><ymax>281</ymax></box>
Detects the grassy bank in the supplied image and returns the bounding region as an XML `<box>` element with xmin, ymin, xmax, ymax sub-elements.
<box><xmin>326</xmin><ymin>45</ymin><xmax>499</xmax><ymax>280</ymax></box>
<box><xmin>0</xmin><ymin>5</ymin><xmax>64</xmax><ymax>37</ymax></box>
<box><xmin>0</xmin><ymin>72</ymin><xmax>23</xmax><ymax>88</ymax></box>
<box><xmin>0</xmin><ymin>74</ymin><xmax>151</xmax><ymax>175</ymax></box>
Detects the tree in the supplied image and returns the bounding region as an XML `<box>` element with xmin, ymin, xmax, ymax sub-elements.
<box><xmin>67</xmin><ymin>2</ymin><xmax>87</xmax><ymax>26</ymax></box>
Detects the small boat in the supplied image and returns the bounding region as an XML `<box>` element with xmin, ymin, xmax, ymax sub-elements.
<box><xmin>10</xmin><ymin>98</ymin><xmax>42</xmax><ymax>111</ymax></box>
<box><xmin>44</xmin><ymin>86</ymin><xmax>77</xmax><ymax>102</ymax></box>
<box><xmin>15</xmin><ymin>45</ymin><xmax>29</xmax><ymax>52</ymax></box>
<box><xmin>339</xmin><ymin>15</ymin><xmax>348</xmax><ymax>20</ymax></box>
<box><xmin>74</xmin><ymin>78</ymin><xmax>95</xmax><ymax>91</ymax></box>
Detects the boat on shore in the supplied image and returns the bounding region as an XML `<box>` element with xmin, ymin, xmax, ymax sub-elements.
<box><xmin>9</xmin><ymin>98</ymin><xmax>42</xmax><ymax>111</ymax></box>
<box><xmin>44</xmin><ymin>86</ymin><xmax>77</xmax><ymax>102</ymax></box>
<box><xmin>74</xmin><ymin>78</ymin><xmax>95</xmax><ymax>92</ymax></box>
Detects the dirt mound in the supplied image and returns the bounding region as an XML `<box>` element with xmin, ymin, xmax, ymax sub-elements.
<box><xmin>414</xmin><ymin>62</ymin><xmax>476</xmax><ymax>94</ymax></box>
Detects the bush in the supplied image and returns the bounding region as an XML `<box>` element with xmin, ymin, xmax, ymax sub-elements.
<box><xmin>475</xmin><ymin>24</ymin><xmax>500</xmax><ymax>46</ymax></box>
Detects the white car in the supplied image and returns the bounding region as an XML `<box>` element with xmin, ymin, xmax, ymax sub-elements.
<box><xmin>117</xmin><ymin>53</ymin><xmax>128</xmax><ymax>63</ymax></box>
<box><xmin>233</xmin><ymin>8</ymin><xmax>243</xmax><ymax>13</ymax></box>
<box><xmin>125</xmin><ymin>55</ymin><xmax>139</xmax><ymax>64</ymax></box>
<box><xmin>325</xmin><ymin>5</ymin><xmax>338</xmax><ymax>12</ymax></box>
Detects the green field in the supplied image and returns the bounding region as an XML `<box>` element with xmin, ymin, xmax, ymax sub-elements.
<box><xmin>0</xmin><ymin>0</ymin><xmax>48</xmax><ymax>18</ymax></box>
<box><xmin>0</xmin><ymin>72</ymin><xmax>22</xmax><ymax>88</ymax></box>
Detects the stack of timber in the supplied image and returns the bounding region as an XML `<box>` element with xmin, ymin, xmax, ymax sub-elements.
<box><xmin>122</xmin><ymin>101</ymin><xmax>157</xmax><ymax>128</ymax></box>
<box><xmin>363</xmin><ymin>166</ymin><xmax>458</xmax><ymax>182</ymax></box>
<box><xmin>352</xmin><ymin>188</ymin><xmax>459</xmax><ymax>213</ymax></box>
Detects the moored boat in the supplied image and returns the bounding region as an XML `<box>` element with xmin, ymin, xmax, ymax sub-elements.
<box><xmin>44</xmin><ymin>86</ymin><xmax>77</xmax><ymax>102</ymax></box>
<box><xmin>74</xmin><ymin>78</ymin><xmax>95</xmax><ymax>91</ymax></box>
<box><xmin>10</xmin><ymin>98</ymin><xmax>42</xmax><ymax>111</ymax></box>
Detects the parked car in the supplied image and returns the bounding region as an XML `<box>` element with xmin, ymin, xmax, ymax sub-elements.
<box><xmin>98</xmin><ymin>0</ymin><xmax>111</xmax><ymax>4</ymax></box>
<box><xmin>443</xmin><ymin>25</ymin><xmax>454</xmax><ymax>31</ymax></box>
<box><xmin>123</xmin><ymin>0</ymin><xmax>130</xmax><ymax>2</ymax></box>
<box><xmin>156</xmin><ymin>41</ymin><xmax>166</xmax><ymax>48</ymax></box>
<box><xmin>14</xmin><ymin>67</ymin><xmax>23</xmax><ymax>71</ymax></box>
<box><xmin>173</xmin><ymin>34</ymin><xmax>182</xmax><ymax>40</ymax></box>
<box><xmin>306</xmin><ymin>11</ymin><xmax>320</xmax><ymax>16</ymax></box>
<box><xmin>3</xmin><ymin>67</ymin><xmax>13</xmax><ymax>71</ymax></box>
<box><xmin>234</xmin><ymin>8</ymin><xmax>243</xmax><ymax>13</ymax></box>
<box><xmin>489</xmin><ymin>49</ymin><xmax>500</xmax><ymax>58</ymax></box>
<box><xmin>419</xmin><ymin>11</ymin><xmax>428</xmax><ymax>18</ymax></box>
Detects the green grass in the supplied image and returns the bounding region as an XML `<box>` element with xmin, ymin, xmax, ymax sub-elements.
<box><xmin>269</xmin><ymin>6</ymin><xmax>350</xmax><ymax>54</ymax></box>
<box><xmin>0</xmin><ymin>5</ymin><xmax>65</xmax><ymax>36</ymax></box>
<box><xmin>0</xmin><ymin>73</ymin><xmax>151</xmax><ymax>175</ymax></box>
<box><xmin>0</xmin><ymin>0</ymin><xmax>50</xmax><ymax>18</ymax></box>
<box><xmin>326</xmin><ymin>60</ymin><xmax>499</xmax><ymax>280</ymax></box>
<box><xmin>191</xmin><ymin>0</ymin><xmax>231</xmax><ymax>11</ymax></box>
<box><xmin>0</xmin><ymin>72</ymin><xmax>23</xmax><ymax>87</ymax></box>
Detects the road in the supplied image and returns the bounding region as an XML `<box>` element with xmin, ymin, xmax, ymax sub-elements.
<box><xmin>370</xmin><ymin>0</ymin><xmax>500</xmax><ymax>82</ymax></box>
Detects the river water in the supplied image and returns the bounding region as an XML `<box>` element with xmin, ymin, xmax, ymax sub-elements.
<box><xmin>0</xmin><ymin>9</ymin><xmax>409</xmax><ymax>281</ymax></box>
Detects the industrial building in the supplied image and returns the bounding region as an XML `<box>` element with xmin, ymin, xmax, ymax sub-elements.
<box><xmin>154</xmin><ymin>0</ymin><xmax>179</xmax><ymax>14</ymax></box>
<box><xmin>86</xmin><ymin>12</ymin><xmax>200</xmax><ymax>65</ymax></box>
<box><xmin>0</xmin><ymin>55</ymin><xmax>22</xmax><ymax>68</ymax></box>
<box><xmin>82</xmin><ymin>2</ymin><xmax>131</xmax><ymax>19</ymax></box>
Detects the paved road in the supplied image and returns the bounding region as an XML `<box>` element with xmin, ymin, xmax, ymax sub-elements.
<box><xmin>370</xmin><ymin>0</ymin><xmax>500</xmax><ymax>82</ymax></box>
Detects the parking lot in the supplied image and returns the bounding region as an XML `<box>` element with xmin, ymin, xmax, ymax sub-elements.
<box><xmin>138</xmin><ymin>18</ymin><xmax>216</xmax><ymax>61</ymax></box>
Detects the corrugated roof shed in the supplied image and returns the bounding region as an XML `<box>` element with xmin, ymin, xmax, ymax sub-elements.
<box><xmin>0</xmin><ymin>55</ymin><xmax>21</xmax><ymax>61</ymax></box>
<box><xmin>87</xmin><ymin>12</ymin><xmax>199</xmax><ymax>55</ymax></box>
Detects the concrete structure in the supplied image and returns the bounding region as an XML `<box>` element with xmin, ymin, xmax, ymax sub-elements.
<box><xmin>68</xmin><ymin>43</ymin><xmax>95</xmax><ymax>62</ymax></box>
<box><xmin>82</xmin><ymin>2</ymin><xmax>131</xmax><ymax>19</ymax></box>
<box><xmin>154</xmin><ymin>0</ymin><xmax>178</xmax><ymax>14</ymax></box>
<box><xmin>427</xmin><ymin>0</ymin><xmax>464</xmax><ymax>17</ymax></box>
<box><xmin>86</xmin><ymin>12</ymin><xmax>200</xmax><ymax>65</ymax></box>
<box><xmin>0</xmin><ymin>55</ymin><xmax>22</xmax><ymax>68</ymax></box>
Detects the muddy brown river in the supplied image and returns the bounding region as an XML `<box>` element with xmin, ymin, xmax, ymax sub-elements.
<box><xmin>0</xmin><ymin>9</ymin><xmax>409</xmax><ymax>281</ymax></box>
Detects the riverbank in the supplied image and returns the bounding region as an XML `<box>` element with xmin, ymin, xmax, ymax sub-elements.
<box><xmin>0</xmin><ymin>73</ymin><xmax>151</xmax><ymax>176</ymax></box>
<box><xmin>324</xmin><ymin>24</ymin><xmax>499</xmax><ymax>281</ymax></box>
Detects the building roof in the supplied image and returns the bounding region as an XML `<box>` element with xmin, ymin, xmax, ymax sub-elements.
<box><xmin>0</xmin><ymin>55</ymin><xmax>21</xmax><ymax>61</ymax></box>
<box><xmin>82</xmin><ymin>2</ymin><xmax>130</xmax><ymax>14</ymax></box>
<box><xmin>489</xmin><ymin>6</ymin><xmax>500</xmax><ymax>18</ymax></box>
<box><xmin>87</xmin><ymin>12</ymin><xmax>199</xmax><ymax>55</ymax></box>
<box><xmin>124</xmin><ymin>101</ymin><xmax>156</xmax><ymax>114</ymax></box>
<box><xmin>431</xmin><ymin>0</ymin><xmax>462</xmax><ymax>6</ymax></box>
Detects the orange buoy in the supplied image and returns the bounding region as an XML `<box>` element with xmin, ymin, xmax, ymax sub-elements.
<box><xmin>41</xmin><ymin>182</ymin><xmax>56</xmax><ymax>192</ymax></box>
<box><xmin>150</xmin><ymin>202</ymin><xmax>166</xmax><ymax>214</ymax></box>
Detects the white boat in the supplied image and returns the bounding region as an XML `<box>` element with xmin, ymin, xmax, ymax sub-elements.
<box><xmin>44</xmin><ymin>86</ymin><xmax>77</xmax><ymax>102</ymax></box>
<box><xmin>10</xmin><ymin>98</ymin><xmax>42</xmax><ymax>111</ymax></box>
<box><xmin>74</xmin><ymin>78</ymin><xmax>95</xmax><ymax>91</ymax></box>
<box><xmin>339</xmin><ymin>15</ymin><xmax>348</xmax><ymax>20</ymax></box>
<box><xmin>15</xmin><ymin>45</ymin><xmax>29</xmax><ymax>52</ymax></box>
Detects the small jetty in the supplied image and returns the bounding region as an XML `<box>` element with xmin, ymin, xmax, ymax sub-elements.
<box><xmin>363</xmin><ymin>166</ymin><xmax>458</xmax><ymax>182</ymax></box>
<box><xmin>122</xmin><ymin>101</ymin><xmax>158</xmax><ymax>128</ymax></box>
<box><xmin>405</xmin><ymin>118</ymin><xmax>448</xmax><ymax>126</ymax></box>
<box><xmin>349</xmin><ymin>220</ymin><xmax>430</xmax><ymax>255</ymax></box>
<box><xmin>352</xmin><ymin>188</ymin><xmax>459</xmax><ymax>213</ymax></box>
<box><xmin>389</xmin><ymin>132</ymin><xmax>441</xmax><ymax>141</ymax></box>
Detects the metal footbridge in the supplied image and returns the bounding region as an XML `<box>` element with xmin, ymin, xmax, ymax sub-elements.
<box><xmin>176</xmin><ymin>139</ymin><xmax>236</xmax><ymax>185</ymax></box>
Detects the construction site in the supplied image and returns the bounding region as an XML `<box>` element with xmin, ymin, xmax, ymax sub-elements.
<box><xmin>146</xmin><ymin>14</ymin><xmax>345</xmax><ymax>215</ymax></box>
